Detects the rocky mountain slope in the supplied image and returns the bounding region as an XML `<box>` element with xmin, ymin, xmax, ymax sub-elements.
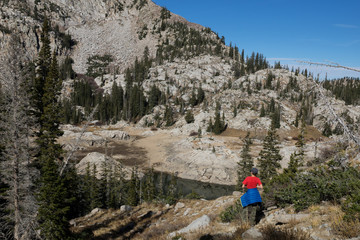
<box><xmin>2</xmin><ymin>1</ymin><xmax>360</xmax><ymax>239</ymax></box>
<box><xmin>0</xmin><ymin>0</ymin><xmax>205</xmax><ymax>72</ymax></box>
<box><xmin>70</xmin><ymin>192</ymin><xmax>354</xmax><ymax>240</ymax></box>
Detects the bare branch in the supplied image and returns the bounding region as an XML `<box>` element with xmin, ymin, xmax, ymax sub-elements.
<box><xmin>60</xmin><ymin>104</ymin><xmax>99</xmax><ymax>176</ymax></box>
<box><xmin>300</xmin><ymin>61</ymin><xmax>360</xmax><ymax>149</ymax></box>
<box><xmin>298</xmin><ymin>61</ymin><xmax>360</xmax><ymax>73</ymax></box>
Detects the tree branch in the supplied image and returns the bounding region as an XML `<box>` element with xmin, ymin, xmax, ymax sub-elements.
<box><xmin>60</xmin><ymin>104</ymin><xmax>99</xmax><ymax>176</ymax></box>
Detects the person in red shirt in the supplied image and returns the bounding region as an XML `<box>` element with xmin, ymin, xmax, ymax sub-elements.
<box><xmin>241</xmin><ymin>168</ymin><xmax>263</xmax><ymax>226</ymax></box>
<box><xmin>242</xmin><ymin>168</ymin><xmax>263</xmax><ymax>190</ymax></box>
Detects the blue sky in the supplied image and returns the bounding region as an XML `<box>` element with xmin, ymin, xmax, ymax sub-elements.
<box><xmin>152</xmin><ymin>0</ymin><xmax>360</xmax><ymax>79</ymax></box>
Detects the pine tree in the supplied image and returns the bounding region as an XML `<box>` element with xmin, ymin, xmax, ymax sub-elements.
<box><xmin>143</xmin><ymin>168</ymin><xmax>156</xmax><ymax>202</ymax></box>
<box><xmin>32</xmin><ymin>17</ymin><xmax>51</xmax><ymax>124</ymax></box>
<box><xmin>189</xmin><ymin>89</ymin><xmax>198</xmax><ymax>106</ymax></box>
<box><xmin>322</xmin><ymin>122</ymin><xmax>332</xmax><ymax>137</ymax></box>
<box><xmin>213</xmin><ymin>102</ymin><xmax>225</xmax><ymax>135</ymax></box>
<box><xmin>127</xmin><ymin>168</ymin><xmax>139</xmax><ymax>206</ymax></box>
<box><xmin>260</xmin><ymin>103</ymin><xmax>266</xmax><ymax>117</ymax></box>
<box><xmin>37</xmin><ymin>51</ymin><xmax>74</xmax><ymax>239</ymax></box>
<box><xmin>185</xmin><ymin>110</ymin><xmax>195</xmax><ymax>123</ymax></box>
<box><xmin>287</xmin><ymin>121</ymin><xmax>306</xmax><ymax>173</ymax></box>
<box><xmin>166</xmin><ymin>173</ymin><xmax>178</xmax><ymax>205</ymax></box>
<box><xmin>258</xmin><ymin>127</ymin><xmax>282</xmax><ymax>184</ymax></box>
<box><xmin>197</xmin><ymin>86</ymin><xmax>205</xmax><ymax>104</ymax></box>
<box><xmin>237</xmin><ymin>132</ymin><xmax>253</xmax><ymax>190</ymax></box>
<box><xmin>271</xmin><ymin>104</ymin><xmax>281</xmax><ymax>129</ymax></box>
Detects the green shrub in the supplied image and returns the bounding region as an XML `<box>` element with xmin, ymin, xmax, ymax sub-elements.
<box><xmin>265</xmin><ymin>165</ymin><xmax>360</xmax><ymax>212</ymax></box>
<box><xmin>219</xmin><ymin>200</ymin><xmax>246</xmax><ymax>223</ymax></box>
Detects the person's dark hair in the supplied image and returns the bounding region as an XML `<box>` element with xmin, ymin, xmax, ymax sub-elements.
<box><xmin>251</xmin><ymin>167</ymin><xmax>258</xmax><ymax>175</ymax></box>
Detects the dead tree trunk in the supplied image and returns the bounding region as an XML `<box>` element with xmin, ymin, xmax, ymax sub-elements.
<box><xmin>0</xmin><ymin>35</ymin><xmax>39</xmax><ymax>240</ymax></box>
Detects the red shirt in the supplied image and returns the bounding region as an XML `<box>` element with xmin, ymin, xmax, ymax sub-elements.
<box><xmin>243</xmin><ymin>176</ymin><xmax>262</xmax><ymax>189</ymax></box>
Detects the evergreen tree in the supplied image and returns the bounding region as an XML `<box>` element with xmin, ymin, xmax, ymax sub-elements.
<box><xmin>322</xmin><ymin>122</ymin><xmax>332</xmax><ymax>137</ymax></box>
<box><xmin>237</xmin><ymin>132</ymin><xmax>253</xmax><ymax>190</ymax></box>
<box><xmin>165</xmin><ymin>105</ymin><xmax>175</xmax><ymax>126</ymax></box>
<box><xmin>143</xmin><ymin>168</ymin><xmax>156</xmax><ymax>202</ymax></box>
<box><xmin>185</xmin><ymin>110</ymin><xmax>195</xmax><ymax>123</ymax></box>
<box><xmin>197</xmin><ymin>86</ymin><xmax>205</xmax><ymax>104</ymax></box>
<box><xmin>271</xmin><ymin>104</ymin><xmax>281</xmax><ymax>129</ymax></box>
<box><xmin>32</xmin><ymin>17</ymin><xmax>51</xmax><ymax>123</ymax></box>
<box><xmin>260</xmin><ymin>103</ymin><xmax>266</xmax><ymax>117</ymax></box>
<box><xmin>212</xmin><ymin>102</ymin><xmax>225</xmax><ymax>135</ymax></box>
<box><xmin>166</xmin><ymin>173</ymin><xmax>178</xmax><ymax>205</ymax></box>
<box><xmin>213</xmin><ymin>110</ymin><xmax>224</xmax><ymax>135</ymax></box>
<box><xmin>189</xmin><ymin>89</ymin><xmax>198</xmax><ymax>106</ymax></box>
<box><xmin>258</xmin><ymin>127</ymin><xmax>282</xmax><ymax>184</ymax></box>
<box><xmin>207</xmin><ymin>118</ymin><xmax>213</xmax><ymax>132</ymax></box>
<box><xmin>287</xmin><ymin>121</ymin><xmax>306</xmax><ymax>173</ymax></box>
<box><xmin>37</xmin><ymin>52</ymin><xmax>74</xmax><ymax>240</ymax></box>
<box><xmin>127</xmin><ymin>168</ymin><xmax>139</xmax><ymax>206</ymax></box>
<box><xmin>111</xmin><ymin>81</ymin><xmax>123</xmax><ymax>122</ymax></box>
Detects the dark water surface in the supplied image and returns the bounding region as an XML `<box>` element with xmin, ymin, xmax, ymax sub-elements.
<box><xmin>154</xmin><ymin>171</ymin><xmax>236</xmax><ymax>200</ymax></box>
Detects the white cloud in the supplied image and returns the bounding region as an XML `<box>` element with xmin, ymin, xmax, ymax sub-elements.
<box><xmin>268</xmin><ymin>58</ymin><xmax>360</xmax><ymax>79</ymax></box>
<box><xmin>334</xmin><ymin>24</ymin><xmax>358</xmax><ymax>29</ymax></box>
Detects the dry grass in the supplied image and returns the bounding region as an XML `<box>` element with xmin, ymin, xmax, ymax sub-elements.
<box><xmin>260</xmin><ymin>224</ymin><xmax>311</xmax><ymax>240</ymax></box>
<box><xmin>231</xmin><ymin>222</ymin><xmax>251</xmax><ymax>240</ymax></box>
<box><xmin>310</xmin><ymin>216</ymin><xmax>322</xmax><ymax>228</ymax></box>
<box><xmin>328</xmin><ymin>206</ymin><xmax>360</xmax><ymax>238</ymax></box>
<box><xmin>332</xmin><ymin>219</ymin><xmax>360</xmax><ymax>238</ymax></box>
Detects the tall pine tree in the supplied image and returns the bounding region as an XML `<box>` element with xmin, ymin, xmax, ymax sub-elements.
<box><xmin>237</xmin><ymin>132</ymin><xmax>254</xmax><ymax>190</ymax></box>
<box><xmin>37</xmin><ymin>52</ymin><xmax>73</xmax><ymax>239</ymax></box>
<box><xmin>258</xmin><ymin>127</ymin><xmax>282</xmax><ymax>184</ymax></box>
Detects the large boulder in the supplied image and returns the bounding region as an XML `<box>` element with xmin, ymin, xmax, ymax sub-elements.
<box><xmin>94</xmin><ymin>130</ymin><xmax>130</xmax><ymax>140</ymax></box>
<box><xmin>76</xmin><ymin>152</ymin><xmax>120</xmax><ymax>178</ymax></box>
<box><xmin>169</xmin><ymin>215</ymin><xmax>210</xmax><ymax>237</ymax></box>
<box><xmin>242</xmin><ymin>227</ymin><xmax>263</xmax><ymax>240</ymax></box>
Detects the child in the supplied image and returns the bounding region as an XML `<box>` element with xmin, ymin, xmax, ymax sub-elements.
<box><xmin>240</xmin><ymin>168</ymin><xmax>263</xmax><ymax>225</ymax></box>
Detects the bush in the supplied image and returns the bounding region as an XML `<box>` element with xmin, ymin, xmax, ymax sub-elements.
<box><xmin>185</xmin><ymin>110</ymin><xmax>195</xmax><ymax>123</ymax></box>
<box><xmin>219</xmin><ymin>200</ymin><xmax>246</xmax><ymax>223</ymax></box>
<box><xmin>265</xmin><ymin>165</ymin><xmax>360</xmax><ymax>212</ymax></box>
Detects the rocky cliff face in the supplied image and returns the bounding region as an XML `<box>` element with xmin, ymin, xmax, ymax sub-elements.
<box><xmin>0</xmin><ymin>0</ymin><xmax>204</xmax><ymax>71</ymax></box>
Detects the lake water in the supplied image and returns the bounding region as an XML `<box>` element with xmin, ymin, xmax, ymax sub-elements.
<box><xmin>154</xmin><ymin>171</ymin><xmax>236</xmax><ymax>200</ymax></box>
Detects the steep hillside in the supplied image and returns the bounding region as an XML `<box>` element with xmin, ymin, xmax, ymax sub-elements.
<box><xmin>0</xmin><ymin>0</ymin><xmax>207</xmax><ymax>72</ymax></box>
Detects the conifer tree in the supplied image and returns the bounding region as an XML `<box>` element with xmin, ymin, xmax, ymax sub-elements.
<box><xmin>189</xmin><ymin>89</ymin><xmax>198</xmax><ymax>107</ymax></box>
<box><xmin>287</xmin><ymin>121</ymin><xmax>306</xmax><ymax>173</ymax></box>
<box><xmin>185</xmin><ymin>110</ymin><xmax>195</xmax><ymax>123</ymax></box>
<box><xmin>271</xmin><ymin>104</ymin><xmax>281</xmax><ymax>129</ymax></box>
<box><xmin>32</xmin><ymin>17</ymin><xmax>51</xmax><ymax>123</ymax></box>
<box><xmin>260</xmin><ymin>103</ymin><xmax>266</xmax><ymax>117</ymax></box>
<box><xmin>237</xmin><ymin>132</ymin><xmax>253</xmax><ymax>190</ymax></box>
<box><xmin>212</xmin><ymin>102</ymin><xmax>225</xmax><ymax>135</ymax></box>
<box><xmin>197</xmin><ymin>86</ymin><xmax>205</xmax><ymax>104</ymax></box>
<box><xmin>322</xmin><ymin>122</ymin><xmax>332</xmax><ymax>137</ymax></box>
<box><xmin>143</xmin><ymin>168</ymin><xmax>156</xmax><ymax>202</ymax></box>
<box><xmin>37</xmin><ymin>52</ymin><xmax>74</xmax><ymax>240</ymax></box>
<box><xmin>166</xmin><ymin>173</ymin><xmax>178</xmax><ymax>205</ymax></box>
<box><xmin>258</xmin><ymin>127</ymin><xmax>282</xmax><ymax>184</ymax></box>
<box><xmin>165</xmin><ymin>105</ymin><xmax>174</xmax><ymax>126</ymax></box>
<box><xmin>127</xmin><ymin>168</ymin><xmax>139</xmax><ymax>206</ymax></box>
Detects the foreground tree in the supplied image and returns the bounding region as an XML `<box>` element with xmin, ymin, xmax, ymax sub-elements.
<box><xmin>237</xmin><ymin>132</ymin><xmax>254</xmax><ymax>189</ymax></box>
<box><xmin>258</xmin><ymin>127</ymin><xmax>282</xmax><ymax>183</ymax></box>
<box><xmin>0</xmin><ymin>35</ymin><xmax>39</xmax><ymax>240</ymax></box>
<box><xmin>37</xmin><ymin>52</ymin><xmax>74</xmax><ymax>239</ymax></box>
